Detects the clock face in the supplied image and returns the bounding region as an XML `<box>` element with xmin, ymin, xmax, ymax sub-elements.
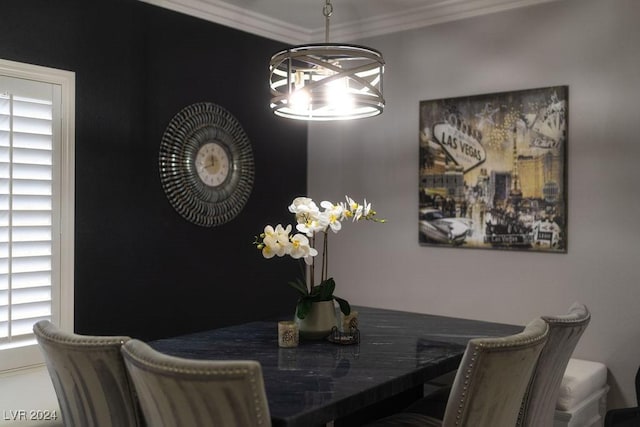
<box><xmin>159</xmin><ymin>102</ymin><xmax>254</xmax><ymax>227</ymax></box>
<box><xmin>195</xmin><ymin>142</ymin><xmax>230</xmax><ymax>187</ymax></box>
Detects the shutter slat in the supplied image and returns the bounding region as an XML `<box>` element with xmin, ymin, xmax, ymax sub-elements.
<box><xmin>12</xmin><ymin>147</ymin><xmax>52</xmax><ymax>166</ymax></box>
<box><xmin>0</xmin><ymin>271</ymin><xmax>51</xmax><ymax>289</ymax></box>
<box><xmin>11</xmin><ymin>99</ymin><xmax>52</xmax><ymax>120</ymax></box>
<box><xmin>12</xmin><ymin>132</ymin><xmax>52</xmax><ymax>150</ymax></box>
<box><xmin>10</xmin><ymin>300</ymin><xmax>51</xmax><ymax>320</ymax></box>
<box><xmin>12</xmin><ymin>164</ymin><xmax>52</xmax><ymax>180</ymax></box>
<box><xmin>11</xmin><ymin>180</ymin><xmax>52</xmax><ymax>196</ymax></box>
<box><xmin>0</xmin><ymin>131</ymin><xmax>53</xmax><ymax>150</ymax></box>
<box><xmin>12</xmin><ymin>256</ymin><xmax>51</xmax><ymax>274</ymax></box>
<box><xmin>10</xmin><ymin>211</ymin><xmax>52</xmax><ymax>227</ymax></box>
<box><xmin>11</xmin><ymin>286</ymin><xmax>50</xmax><ymax>304</ymax></box>
<box><xmin>0</xmin><ymin>195</ymin><xmax>52</xmax><ymax>211</ymax></box>
<box><xmin>11</xmin><ymin>117</ymin><xmax>52</xmax><ymax>136</ymax></box>
<box><xmin>4</xmin><ymin>227</ymin><xmax>51</xmax><ymax>242</ymax></box>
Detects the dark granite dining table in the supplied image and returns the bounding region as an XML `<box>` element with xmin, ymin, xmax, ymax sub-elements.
<box><xmin>149</xmin><ymin>306</ymin><xmax>522</xmax><ymax>427</ymax></box>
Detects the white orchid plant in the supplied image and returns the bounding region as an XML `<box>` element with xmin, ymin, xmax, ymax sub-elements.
<box><xmin>254</xmin><ymin>196</ymin><xmax>385</xmax><ymax>319</ymax></box>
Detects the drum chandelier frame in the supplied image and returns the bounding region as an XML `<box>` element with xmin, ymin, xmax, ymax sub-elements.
<box><xmin>269</xmin><ymin>0</ymin><xmax>385</xmax><ymax>121</ymax></box>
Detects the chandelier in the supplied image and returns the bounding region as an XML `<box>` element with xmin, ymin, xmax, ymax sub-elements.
<box><xmin>269</xmin><ymin>0</ymin><xmax>385</xmax><ymax>121</ymax></box>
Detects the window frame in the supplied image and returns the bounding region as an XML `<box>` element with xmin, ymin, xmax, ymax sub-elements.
<box><xmin>0</xmin><ymin>58</ymin><xmax>74</xmax><ymax>373</ymax></box>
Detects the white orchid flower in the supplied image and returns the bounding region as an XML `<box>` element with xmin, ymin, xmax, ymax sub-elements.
<box><xmin>363</xmin><ymin>199</ymin><xmax>372</xmax><ymax>217</ymax></box>
<box><xmin>296</xmin><ymin>214</ymin><xmax>328</xmax><ymax>236</ymax></box>
<box><xmin>288</xmin><ymin>197</ymin><xmax>315</xmax><ymax>213</ymax></box>
<box><xmin>321</xmin><ymin>201</ymin><xmax>343</xmax><ymax>233</ymax></box>
<box><xmin>344</xmin><ymin>195</ymin><xmax>363</xmax><ymax>221</ymax></box>
<box><xmin>262</xmin><ymin>224</ymin><xmax>291</xmax><ymax>258</ymax></box>
<box><xmin>274</xmin><ymin>224</ymin><xmax>292</xmax><ymax>243</ymax></box>
<box><xmin>261</xmin><ymin>243</ymin><xmax>276</xmax><ymax>259</ymax></box>
<box><xmin>288</xmin><ymin>197</ymin><xmax>319</xmax><ymax>222</ymax></box>
<box><xmin>289</xmin><ymin>233</ymin><xmax>318</xmax><ymax>262</ymax></box>
<box><xmin>288</xmin><ymin>197</ymin><xmax>325</xmax><ymax>235</ymax></box>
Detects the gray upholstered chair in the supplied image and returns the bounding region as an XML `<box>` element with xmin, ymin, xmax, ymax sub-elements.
<box><xmin>366</xmin><ymin>318</ymin><xmax>549</xmax><ymax>427</ymax></box>
<box><xmin>517</xmin><ymin>302</ymin><xmax>591</xmax><ymax>427</ymax></box>
<box><xmin>121</xmin><ymin>339</ymin><xmax>271</xmax><ymax>427</ymax></box>
<box><xmin>33</xmin><ymin>320</ymin><xmax>143</xmax><ymax>427</ymax></box>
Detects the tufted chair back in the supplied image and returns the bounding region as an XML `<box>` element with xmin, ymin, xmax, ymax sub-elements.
<box><xmin>121</xmin><ymin>339</ymin><xmax>271</xmax><ymax>427</ymax></box>
<box><xmin>440</xmin><ymin>317</ymin><xmax>549</xmax><ymax>427</ymax></box>
<box><xmin>367</xmin><ymin>317</ymin><xmax>549</xmax><ymax>427</ymax></box>
<box><xmin>33</xmin><ymin>320</ymin><xmax>143</xmax><ymax>427</ymax></box>
<box><xmin>517</xmin><ymin>302</ymin><xmax>591</xmax><ymax>427</ymax></box>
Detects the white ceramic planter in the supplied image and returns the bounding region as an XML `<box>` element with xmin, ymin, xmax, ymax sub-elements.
<box><xmin>295</xmin><ymin>300</ymin><xmax>338</xmax><ymax>340</ymax></box>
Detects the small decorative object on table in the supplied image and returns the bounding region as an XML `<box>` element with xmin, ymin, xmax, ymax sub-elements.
<box><xmin>254</xmin><ymin>195</ymin><xmax>384</xmax><ymax>339</ymax></box>
<box><xmin>341</xmin><ymin>310</ymin><xmax>359</xmax><ymax>332</ymax></box>
<box><xmin>327</xmin><ymin>326</ymin><xmax>360</xmax><ymax>345</ymax></box>
<box><xmin>277</xmin><ymin>321</ymin><xmax>299</xmax><ymax>348</ymax></box>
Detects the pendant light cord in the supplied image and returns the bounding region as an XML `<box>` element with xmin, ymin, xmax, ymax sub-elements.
<box><xmin>323</xmin><ymin>0</ymin><xmax>333</xmax><ymax>43</ymax></box>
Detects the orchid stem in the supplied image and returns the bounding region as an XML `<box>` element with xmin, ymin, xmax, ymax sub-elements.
<box><xmin>309</xmin><ymin>235</ymin><xmax>315</xmax><ymax>292</ymax></box>
<box><xmin>322</xmin><ymin>232</ymin><xmax>328</xmax><ymax>282</ymax></box>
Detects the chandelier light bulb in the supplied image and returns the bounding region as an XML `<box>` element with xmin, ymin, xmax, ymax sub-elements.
<box><xmin>326</xmin><ymin>77</ymin><xmax>353</xmax><ymax>112</ymax></box>
<box><xmin>289</xmin><ymin>89</ymin><xmax>311</xmax><ymax>112</ymax></box>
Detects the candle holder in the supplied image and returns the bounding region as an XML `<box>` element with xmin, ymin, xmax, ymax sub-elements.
<box><xmin>278</xmin><ymin>321</ymin><xmax>299</xmax><ymax>348</ymax></box>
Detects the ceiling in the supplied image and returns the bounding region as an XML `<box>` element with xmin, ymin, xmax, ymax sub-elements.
<box><xmin>140</xmin><ymin>0</ymin><xmax>560</xmax><ymax>44</ymax></box>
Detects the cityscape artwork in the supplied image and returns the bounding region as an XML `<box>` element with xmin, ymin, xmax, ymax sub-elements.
<box><xmin>419</xmin><ymin>86</ymin><xmax>568</xmax><ymax>252</ymax></box>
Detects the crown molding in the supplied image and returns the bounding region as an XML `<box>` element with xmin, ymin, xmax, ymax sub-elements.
<box><xmin>317</xmin><ymin>0</ymin><xmax>562</xmax><ymax>42</ymax></box>
<box><xmin>140</xmin><ymin>0</ymin><xmax>561</xmax><ymax>44</ymax></box>
<box><xmin>139</xmin><ymin>0</ymin><xmax>312</xmax><ymax>44</ymax></box>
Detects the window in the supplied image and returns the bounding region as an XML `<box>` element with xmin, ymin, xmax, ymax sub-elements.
<box><xmin>0</xmin><ymin>59</ymin><xmax>74</xmax><ymax>373</ymax></box>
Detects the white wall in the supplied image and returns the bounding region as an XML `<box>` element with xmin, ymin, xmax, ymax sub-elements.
<box><xmin>308</xmin><ymin>0</ymin><xmax>640</xmax><ymax>408</ymax></box>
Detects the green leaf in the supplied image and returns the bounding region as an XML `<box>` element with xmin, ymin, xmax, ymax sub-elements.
<box><xmin>296</xmin><ymin>298</ymin><xmax>313</xmax><ymax>319</ymax></box>
<box><xmin>318</xmin><ymin>278</ymin><xmax>335</xmax><ymax>300</ymax></box>
<box><xmin>309</xmin><ymin>285</ymin><xmax>321</xmax><ymax>297</ymax></box>
<box><xmin>334</xmin><ymin>296</ymin><xmax>351</xmax><ymax>316</ymax></box>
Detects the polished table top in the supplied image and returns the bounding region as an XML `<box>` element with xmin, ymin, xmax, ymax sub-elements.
<box><xmin>149</xmin><ymin>306</ymin><xmax>522</xmax><ymax>427</ymax></box>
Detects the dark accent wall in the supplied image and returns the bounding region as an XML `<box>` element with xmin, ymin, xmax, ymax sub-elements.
<box><xmin>0</xmin><ymin>0</ymin><xmax>307</xmax><ymax>340</ymax></box>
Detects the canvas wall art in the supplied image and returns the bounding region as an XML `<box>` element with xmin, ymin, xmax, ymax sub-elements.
<box><xmin>419</xmin><ymin>86</ymin><xmax>567</xmax><ymax>252</ymax></box>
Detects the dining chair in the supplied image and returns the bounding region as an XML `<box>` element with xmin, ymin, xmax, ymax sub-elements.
<box><xmin>366</xmin><ymin>317</ymin><xmax>549</xmax><ymax>427</ymax></box>
<box><xmin>517</xmin><ymin>302</ymin><xmax>591</xmax><ymax>427</ymax></box>
<box><xmin>33</xmin><ymin>320</ymin><xmax>143</xmax><ymax>427</ymax></box>
<box><xmin>121</xmin><ymin>338</ymin><xmax>271</xmax><ymax>427</ymax></box>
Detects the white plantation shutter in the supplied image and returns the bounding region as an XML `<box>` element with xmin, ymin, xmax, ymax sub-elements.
<box><xmin>0</xmin><ymin>59</ymin><xmax>74</xmax><ymax>372</ymax></box>
<box><xmin>0</xmin><ymin>81</ymin><xmax>55</xmax><ymax>350</ymax></box>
